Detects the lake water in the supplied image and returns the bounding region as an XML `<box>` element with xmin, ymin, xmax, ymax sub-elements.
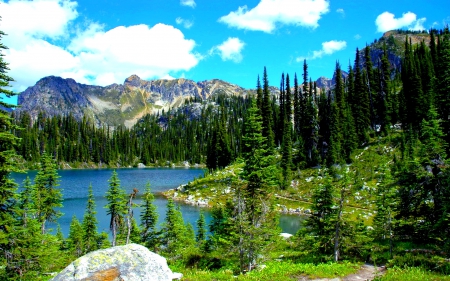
<box><xmin>11</xmin><ymin>168</ymin><xmax>302</xmax><ymax>236</ymax></box>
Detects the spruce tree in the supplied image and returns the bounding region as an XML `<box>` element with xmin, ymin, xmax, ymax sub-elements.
<box><xmin>436</xmin><ymin>28</ymin><xmax>450</xmax><ymax>146</ymax></box>
<box><xmin>105</xmin><ymin>170</ymin><xmax>127</xmax><ymax>246</ymax></box>
<box><xmin>196</xmin><ymin>211</ymin><xmax>206</xmax><ymax>246</ymax></box>
<box><xmin>261</xmin><ymin>67</ymin><xmax>275</xmax><ymax>151</ymax></box>
<box><xmin>140</xmin><ymin>182</ymin><xmax>159</xmax><ymax>248</ymax></box>
<box><xmin>82</xmin><ymin>184</ymin><xmax>98</xmax><ymax>253</ymax></box>
<box><xmin>281</xmin><ymin>74</ymin><xmax>293</xmax><ymax>189</ymax></box>
<box><xmin>0</xmin><ymin>22</ymin><xmax>20</xmax><ymax>256</ymax></box>
<box><xmin>353</xmin><ymin>48</ymin><xmax>371</xmax><ymax>144</ymax></box>
<box><xmin>239</xmin><ymin>99</ymin><xmax>279</xmax><ymax>271</ymax></box>
<box><xmin>33</xmin><ymin>153</ymin><xmax>62</xmax><ymax>234</ymax></box>
<box><xmin>301</xmin><ymin>175</ymin><xmax>337</xmax><ymax>257</ymax></box>
<box><xmin>68</xmin><ymin>215</ymin><xmax>84</xmax><ymax>258</ymax></box>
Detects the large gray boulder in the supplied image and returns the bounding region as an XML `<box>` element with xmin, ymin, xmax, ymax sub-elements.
<box><xmin>52</xmin><ymin>243</ymin><xmax>181</xmax><ymax>281</ymax></box>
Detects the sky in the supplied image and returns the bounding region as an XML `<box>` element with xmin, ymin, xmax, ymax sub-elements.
<box><xmin>0</xmin><ymin>0</ymin><xmax>449</xmax><ymax>104</ymax></box>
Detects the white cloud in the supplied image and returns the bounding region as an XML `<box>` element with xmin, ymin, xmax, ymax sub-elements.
<box><xmin>375</xmin><ymin>11</ymin><xmax>426</xmax><ymax>33</ymax></box>
<box><xmin>0</xmin><ymin>0</ymin><xmax>77</xmax><ymax>47</ymax></box>
<box><xmin>336</xmin><ymin>8</ymin><xmax>344</xmax><ymax>16</ymax></box>
<box><xmin>296</xmin><ymin>40</ymin><xmax>346</xmax><ymax>61</ymax></box>
<box><xmin>210</xmin><ymin>37</ymin><xmax>245</xmax><ymax>63</ymax></box>
<box><xmin>176</xmin><ymin>17</ymin><xmax>194</xmax><ymax>29</ymax></box>
<box><xmin>219</xmin><ymin>0</ymin><xmax>329</xmax><ymax>33</ymax></box>
<box><xmin>0</xmin><ymin>0</ymin><xmax>200</xmax><ymax>91</ymax></box>
<box><xmin>67</xmin><ymin>23</ymin><xmax>200</xmax><ymax>86</ymax></box>
<box><xmin>354</xmin><ymin>34</ymin><xmax>361</xmax><ymax>40</ymax></box>
<box><xmin>180</xmin><ymin>0</ymin><xmax>196</xmax><ymax>8</ymax></box>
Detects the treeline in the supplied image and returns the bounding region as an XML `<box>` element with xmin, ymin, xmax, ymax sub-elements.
<box><xmin>11</xmin><ymin>94</ymin><xmax>250</xmax><ymax>168</ymax></box>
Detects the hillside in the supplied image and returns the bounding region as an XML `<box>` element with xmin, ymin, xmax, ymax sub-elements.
<box><xmin>15</xmin><ymin>75</ymin><xmax>250</xmax><ymax>128</ymax></box>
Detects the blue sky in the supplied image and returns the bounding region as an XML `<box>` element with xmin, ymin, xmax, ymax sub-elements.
<box><xmin>0</xmin><ymin>0</ymin><xmax>449</xmax><ymax>104</ymax></box>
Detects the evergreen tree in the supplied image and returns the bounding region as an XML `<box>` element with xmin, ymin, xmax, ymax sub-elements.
<box><xmin>436</xmin><ymin>28</ymin><xmax>450</xmax><ymax>146</ymax></box>
<box><xmin>105</xmin><ymin>170</ymin><xmax>127</xmax><ymax>246</ymax></box>
<box><xmin>239</xmin><ymin>99</ymin><xmax>279</xmax><ymax>272</ymax></box>
<box><xmin>280</xmin><ymin>74</ymin><xmax>293</xmax><ymax>189</ymax></box>
<box><xmin>68</xmin><ymin>215</ymin><xmax>84</xmax><ymax>258</ymax></box>
<box><xmin>140</xmin><ymin>182</ymin><xmax>159</xmax><ymax>248</ymax></box>
<box><xmin>33</xmin><ymin>153</ymin><xmax>62</xmax><ymax>234</ymax></box>
<box><xmin>196</xmin><ymin>210</ymin><xmax>207</xmax><ymax>245</ymax></box>
<box><xmin>0</xmin><ymin>21</ymin><xmax>20</xmax><ymax>261</ymax></box>
<box><xmin>353</xmin><ymin>48</ymin><xmax>371</xmax><ymax>144</ymax></box>
<box><xmin>161</xmin><ymin>199</ymin><xmax>194</xmax><ymax>255</ymax></box>
<box><xmin>261</xmin><ymin>67</ymin><xmax>275</xmax><ymax>151</ymax></box>
<box><xmin>82</xmin><ymin>184</ymin><xmax>98</xmax><ymax>253</ymax></box>
<box><xmin>301</xmin><ymin>175</ymin><xmax>337</xmax><ymax>257</ymax></box>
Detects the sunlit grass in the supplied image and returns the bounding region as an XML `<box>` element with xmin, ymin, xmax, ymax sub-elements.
<box><xmin>178</xmin><ymin>261</ymin><xmax>360</xmax><ymax>281</ymax></box>
<box><xmin>374</xmin><ymin>267</ymin><xmax>450</xmax><ymax>281</ymax></box>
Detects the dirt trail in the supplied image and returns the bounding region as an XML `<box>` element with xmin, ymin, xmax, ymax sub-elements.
<box><xmin>298</xmin><ymin>264</ymin><xmax>385</xmax><ymax>281</ymax></box>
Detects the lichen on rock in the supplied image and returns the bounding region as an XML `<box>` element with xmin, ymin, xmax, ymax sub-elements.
<box><xmin>52</xmin><ymin>243</ymin><xmax>181</xmax><ymax>281</ymax></box>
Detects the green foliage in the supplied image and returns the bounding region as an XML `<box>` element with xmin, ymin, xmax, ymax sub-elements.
<box><xmin>161</xmin><ymin>199</ymin><xmax>196</xmax><ymax>260</ymax></box>
<box><xmin>196</xmin><ymin>211</ymin><xmax>207</xmax><ymax>247</ymax></box>
<box><xmin>375</xmin><ymin>267</ymin><xmax>450</xmax><ymax>281</ymax></box>
<box><xmin>82</xmin><ymin>184</ymin><xmax>98</xmax><ymax>253</ymax></box>
<box><xmin>104</xmin><ymin>170</ymin><xmax>127</xmax><ymax>246</ymax></box>
<box><xmin>33</xmin><ymin>153</ymin><xmax>62</xmax><ymax>234</ymax></box>
<box><xmin>140</xmin><ymin>182</ymin><xmax>159</xmax><ymax>249</ymax></box>
<box><xmin>67</xmin><ymin>215</ymin><xmax>84</xmax><ymax>258</ymax></box>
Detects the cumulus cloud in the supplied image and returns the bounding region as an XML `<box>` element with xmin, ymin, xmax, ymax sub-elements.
<box><xmin>176</xmin><ymin>17</ymin><xmax>194</xmax><ymax>29</ymax></box>
<box><xmin>296</xmin><ymin>40</ymin><xmax>346</xmax><ymax>61</ymax></box>
<box><xmin>180</xmin><ymin>0</ymin><xmax>196</xmax><ymax>8</ymax></box>
<box><xmin>336</xmin><ymin>8</ymin><xmax>344</xmax><ymax>16</ymax></box>
<box><xmin>0</xmin><ymin>0</ymin><xmax>200</xmax><ymax>91</ymax></box>
<box><xmin>67</xmin><ymin>23</ymin><xmax>200</xmax><ymax>86</ymax></box>
<box><xmin>375</xmin><ymin>11</ymin><xmax>426</xmax><ymax>33</ymax></box>
<box><xmin>210</xmin><ymin>38</ymin><xmax>245</xmax><ymax>63</ymax></box>
<box><xmin>219</xmin><ymin>0</ymin><xmax>329</xmax><ymax>33</ymax></box>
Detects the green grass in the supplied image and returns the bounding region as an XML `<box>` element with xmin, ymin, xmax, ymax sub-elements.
<box><xmin>179</xmin><ymin>260</ymin><xmax>360</xmax><ymax>281</ymax></box>
<box><xmin>375</xmin><ymin>267</ymin><xmax>450</xmax><ymax>281</ymax></box>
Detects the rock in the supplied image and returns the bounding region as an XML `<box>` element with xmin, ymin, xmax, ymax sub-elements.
<box><xmin>280</xmin><ymin>233</ymin><xmax>293</xmax><ymax>239</ymax></box>
<box><xmin>51</xmin><ymin>243</ymin><xmax>180</xmax><ymax>281</ymax></box>
<box><xmin>137</xmin><ymin>163</ymin><xmax>146</xmax><ymax>168</ymax></box>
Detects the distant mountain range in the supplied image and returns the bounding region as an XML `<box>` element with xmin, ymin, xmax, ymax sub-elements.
<box><xmin>15</xmin><ymin>30</ymin><xmax>428</xmax><ymax>128</ymax></box>
<box><xmin>16</xmin><ymin>75</ymin><xmax>253</xmax><ymax>128</ymax></box>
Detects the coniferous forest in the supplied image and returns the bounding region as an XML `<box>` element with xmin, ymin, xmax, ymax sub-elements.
<box><xmin>2</xmin><ymin>25</ymin><xmax>450</xmax><ymax>280</ymax></box>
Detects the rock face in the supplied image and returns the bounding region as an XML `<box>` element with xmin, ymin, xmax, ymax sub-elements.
<box><xmin>52</xmin><ymin>243</ymin><xmax>180</xmax><ymax>281</ymax></box>
<box><xmin>16</xmin><ymin>75</ymin><xmax>249</xmax><ymax>128</ymax></box>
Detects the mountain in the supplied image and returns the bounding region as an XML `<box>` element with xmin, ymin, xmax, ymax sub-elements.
<box><xmin>16</xmin><ymin>75</ymin><xmax>249</xmax><ymax>128</ymax></box>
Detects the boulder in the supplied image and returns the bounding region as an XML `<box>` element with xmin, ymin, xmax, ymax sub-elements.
<box><xmin>52</xmin><ymin>243</ymin><xmax>181</xmax><ymax>281</ymax></box>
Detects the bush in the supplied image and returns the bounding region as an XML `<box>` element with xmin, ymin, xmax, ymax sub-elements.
<box><xmin>387</xmin><ymin>252</ymin><xmax>450</xmax><ymax>275</ymax></box>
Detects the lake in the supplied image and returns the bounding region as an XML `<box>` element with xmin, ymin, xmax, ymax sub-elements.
<box><xmin>11</xmin><ymin>168</ymin><xmax>302</xmax><ymax>236</ymax></box>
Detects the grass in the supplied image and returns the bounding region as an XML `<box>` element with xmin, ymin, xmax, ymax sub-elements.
<box><xmin>374</xmin><ymin>267</ymin><xmax>450</xmax><ymax>281</ymax></box>
<box><xmin>178</xmin><ymin>260</ymin><xmax>360</xmax><ymax>281</ymax></box>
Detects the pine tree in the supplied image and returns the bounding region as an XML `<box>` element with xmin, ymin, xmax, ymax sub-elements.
<box><xmin>33</xmin><ymin>153</ymin><xmax>62</xmax><ymax>234</ymax></box>
<box><xmin>68</xmin><ymin>215</ymin><xmax>84</xmax><ymax>258</ymax></box>
<box><xmin>140</xmin><ymin>182</ymin><xmax>159</xmax><ymax>248</ymax></box>
<box><xmin>436</xmin><ymin>28</ymin><xmax>450</xmax><ymax>146</ymax></box>
<box><xmin>353</xmin><ymin>48</ymin><xmax>371</xmax><ymax>144</ymax></box>
<box><xmin>301</xmin><ymin>175</ymin><xmax>337</xmax><ymax>257</ymax></box>
<box><xmin>261</xmin><ymin>67</ymin><xmax>275</xmax><ymax>151</ymax></box>
<box><xmin>105</xmin><ymin>170</ymin><xmax>127</xmax><ymax>246</ymax></box>
<box><xmin>281</xmin><ymin>74</ymin><xmax>293</xmax><ymax>189</ymax></box>
<box><xmin>196</xmin><ymin>210</ymin><xmax>206</xmax><ymax>245</ymax></box>
<box><xmin>239</xmin><ymin>99</ymin><xmax>279</xmax><ymax>272</ymax></box>
<box><xmin>82</xmin><ymin>184</ymin><xmax>98</xmax><ymax>253</ymax></box>
<box><xmin>0</xmin><ymin>21</ymin><xmax>20</xmax><ymax>257</ymax></box>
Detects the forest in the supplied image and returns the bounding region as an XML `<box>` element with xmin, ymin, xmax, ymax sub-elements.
<box><xmin>1</xmin><ymin>26</ymin><xmax>450</xmax><ymax>280</ymax></box>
